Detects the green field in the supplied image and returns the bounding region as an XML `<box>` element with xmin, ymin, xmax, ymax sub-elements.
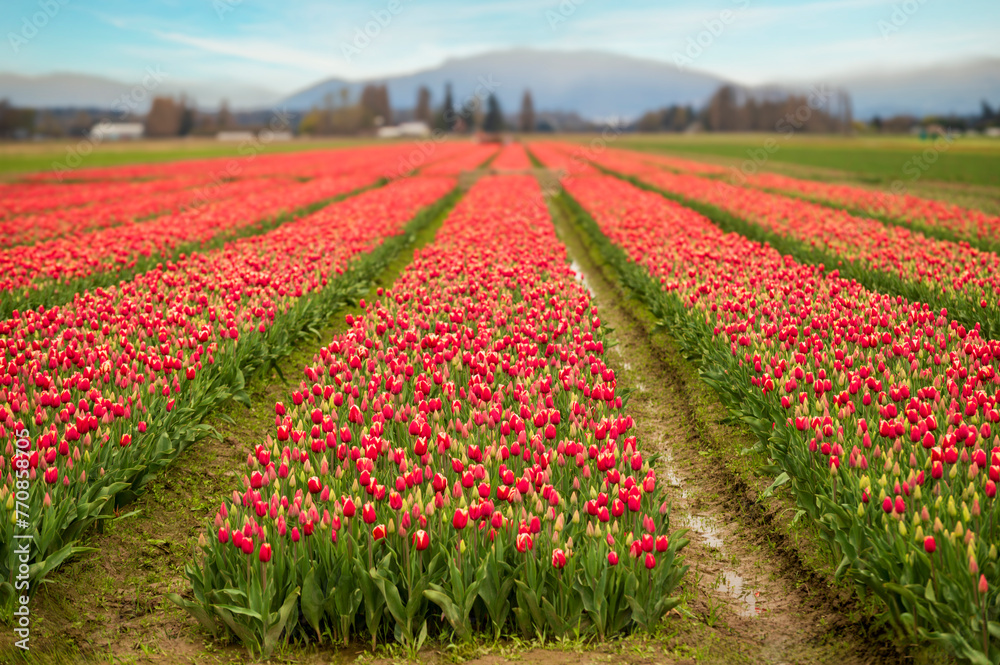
<box><xmin>616</xmin><ymin>134</ymin><xmax>1000</xmax><ymax>187</ymax></box>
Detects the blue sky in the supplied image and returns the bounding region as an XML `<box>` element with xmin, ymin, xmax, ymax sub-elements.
<box><xmin>2</xmin><ymin>0</ymin><xmax>998</xmax><ymax>98</ymax></box>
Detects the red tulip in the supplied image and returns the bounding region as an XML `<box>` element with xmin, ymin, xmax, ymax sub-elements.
<box><xmin>362</xmin><ymin>502</ymin><xmax>377</xmax><ymax>524</ymax></box>
<box><xmin>258</xmin><ymin>543</ymin><xmax>272</xmax><ymax>563</ymax></box>
<box><xmin>529</xmin><ymin>516</ymin><xmax>541</xmax><ymax>534</ymax></box>
<box><xmin>551</xmin><ymin>549</ymin><xmax>567</xmax><ymax>569</ymax></box>
<box><xmin>412</xmin><ymin>530</ymin><xmax>429</xmax><ymax>551</ymax></box>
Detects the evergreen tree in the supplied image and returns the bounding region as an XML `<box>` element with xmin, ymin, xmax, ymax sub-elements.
<box><xmin>415</xmin><ymin>86</ymin><xmax>431</xmax><ymax>124</ymax></box>
<box><xmin>519</xmin><ymin>90</ymin><xmax>535</xmax><ymax>132</ymax></box>
<box><xmin>483</xmin><ymin>93</ymin><xmax>503</xmax><ymax>133</ymax></box>
<box><xmin>442</xmin><ymin>83</ymin><xmax>455</xmax><ymax>131</ymax></box>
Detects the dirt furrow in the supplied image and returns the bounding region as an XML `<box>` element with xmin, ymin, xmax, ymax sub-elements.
<box><xmin>547</xmin><ymin>188</ymin><xmax>898</xmax><ymax>665</ymax></box>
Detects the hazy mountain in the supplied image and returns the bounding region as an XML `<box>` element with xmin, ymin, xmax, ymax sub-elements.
<box><xmin>829</xmin><ymin>58</ymin><xmax>1000</xmax><ymax>119</ymax></box>
<box><xmin>2</xmin><ymin>50</ymin><xmax>997</xmax><ymax>120</ymax></box>
<box><xmin>280</xmin><ymin>49</ymin><xmax>726</xmax><ymax>121</ymax></box>
<box><xmin>0</xmin><ymin>71</ymin><xmax>281</xmax><ymax>111</ymax></box>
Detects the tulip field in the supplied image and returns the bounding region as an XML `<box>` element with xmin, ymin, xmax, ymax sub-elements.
<box><xmin>2</xmin><ymin>138</ymin><xmax>1000</xmax><ymax>662</ymax></box>
<box><xmin>533</xmin><ymin>140</ymin><xmax>1000</xmax><ymax>662</ymax></box>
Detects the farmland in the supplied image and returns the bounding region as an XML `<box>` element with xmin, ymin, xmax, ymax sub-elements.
<box><xmin>1</xmin><ymin>137</ymin><xmax>999</xmax><ymax>665</ymax></box>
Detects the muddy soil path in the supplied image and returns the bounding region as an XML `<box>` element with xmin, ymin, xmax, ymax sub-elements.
<box><xmin>546</xmin><ymin>187</ymin><xmax>904</xmax><ymax>665</ymax></box>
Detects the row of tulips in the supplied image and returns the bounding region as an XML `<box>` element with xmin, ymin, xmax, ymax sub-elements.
<box><xmin>0</xmin><ymin>142</ymin><xmax>437</xmax><ymax>249</ymax></box>
<box><xmin>5</xmin><ymin>144</ymin><xmax>483</xmax><ymax>254</ymax></box>
<box><xmin>0</xmin><ymin>176</ymin><xmax>292</xmax><ymax>250</ymax></box>
<box><xmin>413</xmin><ymin>143</ymin><xmax>499</xmax><ymax>177</ymax></box>
<box><xmin>0</xmin><ymin>174</ymin><xmax>211</xmax><ymax>220</ymax></box>
<box><xmin>0</xmin><ymin>173</ymin><xmax>461</xmax><ymax>598</ymax></box>
<box><xmin>489</xmin><ymin>143</ymin><xmax>534</xmax><ymax>170</ymax></box>
<box><xmin>609</xmin><ymin>147</ymin><xmax>728</xmax><ymax>175</ymax></box>
<box><xmin>28</xmin><ymin>143</ymin><xmax>428</xmax><ymax>183</ymax></box>
<box><xmin>590</xmin><ymin>145</ymin><xmax>998</xmax><ymax>250</ymax></box>
<box><xmin>584</xmin><ymin>147</ymin><xmax>1000</xmax><ymax>340</ymax></box>
<box><xmin>528</xmin><ymin>142</ymin><xmax>602</xmax><ymax>178</ymax></box>
<box><xmin>541</xmin><ymin>165</ymin><xmax>1000</xmax><ymax>663</ymax></box>
<box><xmin>739</xmin><ymin>172</ymin><xmax>1000</xmax><ymax>254</ymax></box>
<box><xmin>174</xmin><ymin>175</ymin><xmax>687</xmax><ymax>657</ymax></box>
<box><xmin>0</xmin><ymin>173</ymin><xmax>372</xmax><ymax>316</ymax></box>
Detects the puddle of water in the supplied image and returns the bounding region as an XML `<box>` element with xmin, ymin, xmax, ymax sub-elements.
<box><xmin>659</xmin><ymin>450</ymin><xmax>683</xmax><ymax>489</ymax></box>
<box><xmin>717</xmin><ymin>570</ymin><xmax>760</xmax><ymax>617</ymax></box>
<box><xmin>684</xmin><ymin>514</ymin><xmax>725</xmax><ymax>550</ymax></box>
<box><xmin>568</xmin><ymin>259</ymin><xmax>596</xmax><ymax>295</ymax></box>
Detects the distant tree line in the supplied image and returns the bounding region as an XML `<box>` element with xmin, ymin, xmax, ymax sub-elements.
<box><xmin>872</xmin><ymin>101</ymin><xmax>1000</xmax><ymax>134</ymax></box>
<box><xmin>3</xmin><ymin>84</ymin><xmax>999</xmax><ymax>139</ymax></box>
<box><xmin>297</xmin><ymin>83</ymin><xmax>538</xmax><ymax>136</ymax></box>
<box><xmin>634</xmin><ymin>84</ymin><xmax>853</xmax><ymax>133</ymax></box>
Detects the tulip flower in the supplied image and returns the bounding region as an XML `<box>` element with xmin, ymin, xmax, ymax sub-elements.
<box><xmin>412</xmin><ymin>530</ymin><xmax>429</xmax><ymax>551</ymax></box>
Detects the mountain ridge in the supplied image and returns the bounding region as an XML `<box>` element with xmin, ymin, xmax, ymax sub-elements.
<box><xmin>2</xmin><ymin>49</ymin><xmax>997</xmax><ymax>120</ymax></box>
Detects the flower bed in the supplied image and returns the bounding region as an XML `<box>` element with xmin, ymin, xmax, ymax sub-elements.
<box><xmin>175</xmin><ymin>175</ymin><xmax>687</xmax><ymax>657</ymax></box>
<box><xmin>0</xmin><ymin>175</ymin><xmax>458</xmax><ymax>596</ymax></box>
<box><xmin>586</xmin><ymin>147</ymin><xmax>1000</xmax><ymax>340</ymax></box>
